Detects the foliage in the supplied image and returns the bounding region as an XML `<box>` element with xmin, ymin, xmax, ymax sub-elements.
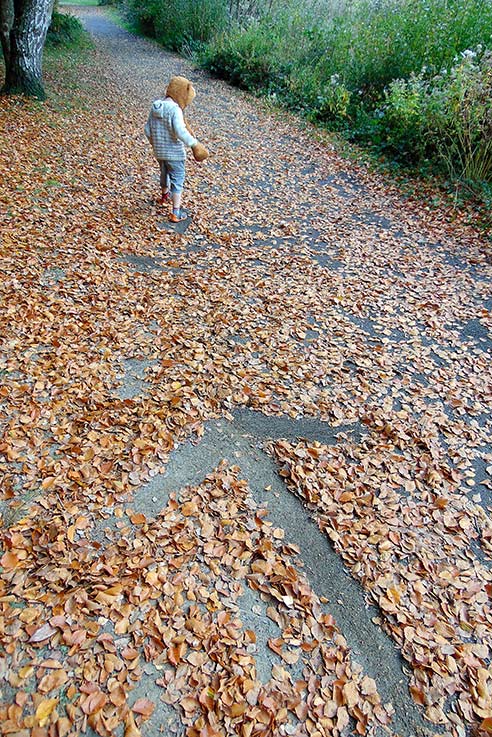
<box><xmin>319</xmin><ymin>0</ymin><xmax>492</xmax><ymax>97</ymax></box>
<box><xmin>378</xmin><ymin>48</ymin><xmax>492</xmax><ymax>182</ymax></box>
<box><xmin>193</xmin><ymin>0</ymin><xmax>492</xmax><ymax>185</ymax></box>
<box><xmin>198</xmin><ymin>0</ymin><xmax>492</xmax><ymax>100</ymax></box>
<box><xmin>199</xmin><ymin>18</ymin><xmax>292</xmax><ymax>92</ymax></box>
<box><xmin>46</xmin><ymin>11</ymin><xmax>87</xmax><ymax>47</ymax></box>
<box><xmin>428</xmin><ymin>49</ymin><xmax>492</xmax><ymax>182</ymax></box>
<box><xmin>119</xmin><ymin>0</ymin><xmax>229</xmax><ymax>49</ymax></box>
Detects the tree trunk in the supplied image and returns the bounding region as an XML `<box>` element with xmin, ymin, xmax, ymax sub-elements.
<box><xmin>0</xmin><ymin>0</ymin><xmax>14</xmax><ymax>68</ymax></box>
<box><xmin>1</xmin><ymin>0</ymin><xmax>54</xmax><ymax>99</ymax></box>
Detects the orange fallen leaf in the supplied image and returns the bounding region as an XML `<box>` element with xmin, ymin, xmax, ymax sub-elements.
<box><xmin>180</xmin><ymin>696</ymin><xmax>198</xmax><ymax>713</ymax></box>
<box><xmin>29</xmin><ymin>623</ymin><xmax>57</xmax><ymax>643</ymax></box>
<box><xmin>109</xmin><ymin>684</ymin><xmax>127</xmax><ymax>707</ymax></box>
<box><xmin>1</xmin><ymin>551</ymin><xmax>20</xmax><ymax>570</ymax></box>
<box><xmin>342</xmin><ymin>680</ymin><xmax>359</xmax><ymax>708</ymax></box>
<box><xmin>19</xmin><ymin>607</ymin><xmax>40</xmax><ymax>624</ymax></box>
<box><xmin>38</xmin><ymin>669</ymin><xmax>68</xmax><ymax>693</ymax></box>
<box><xmin>229</xmin><ymin>702</ymin><xmax>247</xmax><ymax>717</ymax></box>
<box><xmin>132</xmin><ymin>698</ymin><xmax>155</xmax><ymax>718</ymax></box>
<box><xmin>124</xmin><ymin>711</ymin><xmax>141</xmax><ymax>737</ymax></box>
<box><xmin>168</xmin><ymin>641</ymin><xmax>187</xmax><ymax>665</ymax></box>
<box><xmin>121</xmin><ymin>647</ymin><xmax>139</xmax><ymax>660</ymax></box>
<box><xmin>81</xmin><ymin>690</ymin><xmax>108</xmax><ymax>715</ymax></box>
<box><xmin>267</xmin><ymin>637</ymin><xmax>284</xmax><ymax>656</ymax></box>
<box><xmin>129</xmin><ymin>512</ymin><xmax>146</xmax><ymax>524</ymax></box>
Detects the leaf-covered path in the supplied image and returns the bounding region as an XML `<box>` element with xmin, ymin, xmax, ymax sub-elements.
<box><xmin>1</xmin><ymin>7</ymin><xmax>491</xmax><ymax>737</ymax></box>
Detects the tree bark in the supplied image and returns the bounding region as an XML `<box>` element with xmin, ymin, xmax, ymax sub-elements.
<box><xmin>1</xmin><ymin>0</ymin><xmax>54</xmax><ymax>99</ymax></box>
<box><xmin>0</xmin><ymin>0</ymin><xmax>14</xmax><ymax>68</ymax></box>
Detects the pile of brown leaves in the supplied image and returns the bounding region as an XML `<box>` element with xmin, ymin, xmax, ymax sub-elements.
<box><xmin>1</xmin><ymin>465</ymin><xmax>393</xmax><ymax>736</ymax></box>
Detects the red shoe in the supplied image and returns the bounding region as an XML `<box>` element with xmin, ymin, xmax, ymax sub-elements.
<box><xmin>157</xmin><ymin>192</ymin><xmax>171</xmax><ymax>206</ymax></box>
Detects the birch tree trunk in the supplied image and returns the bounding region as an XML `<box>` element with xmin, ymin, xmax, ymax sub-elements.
<box><xmin>1</xmin><ymin>0</ymin><xmax>55</xmax><ymax>99</ymax></box>
<box><xmin>0</xmin><ymin>0</ymin><xmax>13</xmax><ymax>68</ymax></box>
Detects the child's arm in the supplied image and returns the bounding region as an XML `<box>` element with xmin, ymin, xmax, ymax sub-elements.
<box><xmin>172</xmin><ymin>108</ymin><xmax>198</xmax><ymax>148</ymax></box>
<box><xmin>144</xmin><ymin>111</ymin><xmax>152</xmax><ymax>140</ymax></box>
<box><xmin>173</xmin><ymin>109</ymin><xmax>209</xmax><ymax>161</ymax></box>
<box><xmin>184</xmin><ymin>117</ymin><xmax>195</xmax><ymax>138</ymax></box>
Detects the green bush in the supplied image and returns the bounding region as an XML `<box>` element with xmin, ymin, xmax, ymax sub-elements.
<box><xmin>120</xmin><ymin>0</ymin><xmax>228</xmax><ymax>50</ymax></box>
<box><xmin>323</xmin><ymin>0</ymin><xmax>492</xmax><ymax>96</ymax></box>
<box><xmin>377</xmin><ymin>48</ymin><xmax>492</xmax><ymax>181</ymax></box>
<box><xmin>285</xmin><ymin>66</ymin><xmax>351</xmax><ymax>123</ymax></box>
<box><xmin>200</xmin><ymin>19</ymin><xmax>292</xmax><ymax>92</ymax></box>
<box><xmin>379</xmin><ymin>74</ymin><xmax>430</xmax><ymax>162</ymax></box>
<box><xmin>427</xmin><ymin>48</ymin><xmax>492</xmax><ymax>182</ymax></box>
<box><xmin>46</xmin><ymin>12</ymin><xmax>86</xmax><ymax>47</ymax></box>
<box><xmin>200</xmin><ymin>0</ymin><xmax>492</xmax><ymax>108</ymax></box>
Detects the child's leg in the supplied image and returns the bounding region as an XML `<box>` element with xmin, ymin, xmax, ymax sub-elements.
<box><xmin>172</xmin><ymin>191</ymin><xmax>182</xmax><ymax>211</ymax></box>
<box><xmin>167</xmin><ymin>160</ymin><xmax>187</xmax><ymax>221</ymax></box>
<box><xmin>158</xmin><ymin>161</ymin><xmax>171</xmax><ymax>200</ymax></box>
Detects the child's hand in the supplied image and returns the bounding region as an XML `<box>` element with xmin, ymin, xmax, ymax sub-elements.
<box><xmin>192</xmin><ymin>143</ymin><xmax>209</xmax><ymax>162</ymax></box>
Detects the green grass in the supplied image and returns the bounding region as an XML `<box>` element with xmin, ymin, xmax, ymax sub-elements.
<box><xmin>118</xmin><ymin>0</ymin><xmax>228</xmax><ymax>50</ymax></box>
<box><xmin>59</xmin><ymin>0</ymin><xmax>99</xmax><ymax>6</ymax></box>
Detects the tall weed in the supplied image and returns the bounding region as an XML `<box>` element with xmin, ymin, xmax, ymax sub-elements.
<box><xmin>47</xmin><ymin>11</ymin><xmax>87</xmax><ymax>47</ymax></box>
<box><xmin>200</xmin><ymin>19</ymin><xmax>292</xmax><ymax>91</ymax></box>
<box><xmin>200</xmin><ymin>0</ymin><xmax>492</xmax><ymax>105</ymax></box>
<box><xmin>428</xmin><ymin>49</ymin><xmax>492</xmax><ymax>182</ymax></box>
<box><xmin>329</xmin><ymin>0</ymin><xmax>492</xmax><ymax>94</ymax></box>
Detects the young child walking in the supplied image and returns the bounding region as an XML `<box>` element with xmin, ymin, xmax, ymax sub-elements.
<box><xmin>145</xmin><ymin>75</ymin><xmax>209</xmax><ymax>222</ymax></box>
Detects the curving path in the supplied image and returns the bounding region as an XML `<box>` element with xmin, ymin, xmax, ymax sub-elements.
<box><xmin>1</xmin><ymin>6</ymin><xmax>491</xmax><ymax>737</ymax></box>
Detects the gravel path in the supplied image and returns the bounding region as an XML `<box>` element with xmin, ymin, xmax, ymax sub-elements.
<box><xmin>1</xmin><ymin>6</ymin><xmax>491</xmax><ymax>737</ymax></box>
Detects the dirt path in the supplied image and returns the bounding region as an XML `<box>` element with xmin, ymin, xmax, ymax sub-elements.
<box><xmin>1</xmin><ymin>7</ymin><xmax>491</xmax><ymax>737</ymax></box>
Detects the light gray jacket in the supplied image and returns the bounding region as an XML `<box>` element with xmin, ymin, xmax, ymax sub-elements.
<box><xmin>144</xmin><ymin>98</ymin><xmax>197</xmax><ymax>161</ymax></box>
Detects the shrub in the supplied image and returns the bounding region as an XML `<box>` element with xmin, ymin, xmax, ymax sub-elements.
<box><xmin>427</xmin><ymin>48</ymin><xmax>492</xmax><ymax>182</ymax></box>
<box><xmin>46</xmin><ymin>12</ymin><xmax>86</xmax><ymax>47</ymax></box>
<box><xmin>288</xmin><ymin>68</ymin><xmax>351</xmax><ymax>123</ymax></box>
<box><xmin>327</xmin><ymin>0</ymin><xmax>492</xmax><ymax>97</ymax></box>
<box><xmin>376</xmin><ymin>48</ymin><xmax>492</xmax><ymax>182</ymax></box>
<box><xmin>379</xmin><ymin>74</ymin><xmax>430</xmax><ymax>162</ymax></box>
<box><xmin>200</xmin><ymin>0</ymin><xmax>492</xmax><ymax>112</ymax></box>
<box><xmin>120</xmin><ymin>0</ymin><xmax>228</xmax><ymax>50</ymax></box>
<box><xmin>200</xmin><ymin>19</ymin><xmax>292</xmax><ymax>92</ymax></box>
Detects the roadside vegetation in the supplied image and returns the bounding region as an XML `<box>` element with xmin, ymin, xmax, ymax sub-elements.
<box><xmin>46</xmin><ymin>9</ymin><xmax>88</xmax><ymax>47</ymax></box>
<box><xmin>116</xmin><ymin>0</ymin><xmax>492</xmax><ymax>235</ymax></box>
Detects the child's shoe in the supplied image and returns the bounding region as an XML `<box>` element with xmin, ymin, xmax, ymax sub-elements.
<box><xmin>169</xmin><ymin>209</ymin><xmax>188</xmax><ymax>223</ymax></box>
<box><xmin>157</xmin><ymin>191</ymin><xmax>171</xmax><ymax>206</ymax></box>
